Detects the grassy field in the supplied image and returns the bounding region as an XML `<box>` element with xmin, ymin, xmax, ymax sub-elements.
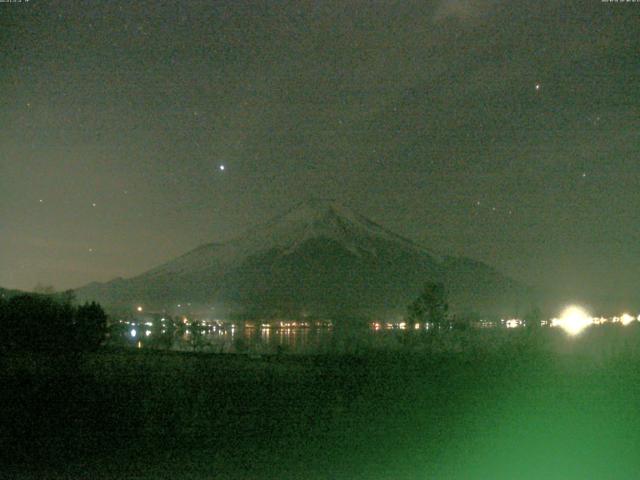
<box><xmin>2</xmin><ymin>325</ymin><xmax>640</xmax><ymax>479</ymax></box>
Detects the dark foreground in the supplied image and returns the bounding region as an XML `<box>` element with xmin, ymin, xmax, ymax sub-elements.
<box><xmin>2</xmin><ymin>326</ymin><xmax>640</xmax><ymax>479</ymax></box>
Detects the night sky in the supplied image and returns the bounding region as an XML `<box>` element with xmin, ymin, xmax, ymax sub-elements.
<box><xmin>1</xmin><ymin>1</ymin><xmax>638</xmax><ymax>309</ymax></box>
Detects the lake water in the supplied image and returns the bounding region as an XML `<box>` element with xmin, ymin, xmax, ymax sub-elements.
<box><xmin>110</xmin><ymin>323</ymin><xmax>412</xmax><ymax>354</ymax></box>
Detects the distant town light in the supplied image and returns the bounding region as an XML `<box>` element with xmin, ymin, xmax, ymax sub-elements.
<box><xmin>505</xmin><ymin>319</ymin><xmax>520</xmax><ymax>329</ymax></box>
<box><xmin>552</xmin><ymin>306</ymin><xmax>592</xmax><ymax>336</ymax></box>
<box><xmin>145</xmin><ymin>330</ymin><xmax>151</xmax><ymax>337</ymax></box>
<box><xmin>620</xmin><ymin>313</ymin><xmax>634</xmax><ymax>326</ymax></box>
<box><xmin>130</xmin><ymin>329</ymin><xmax>137</xmax><ymax>338</ymax></box>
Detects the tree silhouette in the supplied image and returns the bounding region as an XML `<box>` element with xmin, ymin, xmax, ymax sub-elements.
<box><xmin>0</xmin><ymin>293</ymin><xmax>107</xmax><ymax>352</ymax></box>
<box><xmin>75</xmin><ymin>302</ymin><xmax>107</xmax><ymax>351</ymax></box>
<box><xmin>524</xmin><ymin>306</ymin><xmax>542</xmax><ymax>329</ymax></box>
<box><xmin>407</xmin><ymin>282</ymin><xmax>449</xmax><ymax>330</ymax></box>
<box><xmin>33</xmin><ymin>283</ymin><xmax>56</xmax><ymax>295</ymax></box>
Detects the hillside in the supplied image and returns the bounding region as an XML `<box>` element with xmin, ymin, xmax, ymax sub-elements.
<box><xmin>76</xmin><ymin>200</ymin><xmax>533</xmax><ymax>320</ymax></box>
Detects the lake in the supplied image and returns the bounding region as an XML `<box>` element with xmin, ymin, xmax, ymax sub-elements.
<box><xmin>109</xmin><ymin>322</ymin><xmax>420</xmax><ymax>354</ymax></box>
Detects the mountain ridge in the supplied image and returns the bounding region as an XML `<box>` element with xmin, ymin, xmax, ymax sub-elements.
<box><xmin>76</xmin><ymin>200</ymin><xmax>532</xmax><ymax>320</ymax></box>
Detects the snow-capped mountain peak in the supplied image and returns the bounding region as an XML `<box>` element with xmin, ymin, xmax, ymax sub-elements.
<box><xmin>76</xmin><ymin>200</ymin><xmax>528</xmax><ymax>318</ymax></box>
<box><xmin>139</xmin><ymin>199</ymin><xmax>433</xmax><ymax>278</ymax></box>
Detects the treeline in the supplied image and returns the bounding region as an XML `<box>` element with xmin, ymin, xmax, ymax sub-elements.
<box><xmin>0</xmin><ymin>291</ymin><xmax>107</xmax><ymax>352</ymax></box>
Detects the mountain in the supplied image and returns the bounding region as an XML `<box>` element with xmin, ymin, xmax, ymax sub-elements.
<box><xmin>76</xmin><ymin>199</ymin><xmax>532</xmax><ymax>320</ymax></box>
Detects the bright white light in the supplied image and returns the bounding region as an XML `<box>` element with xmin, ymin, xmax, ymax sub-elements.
<box><xmin>505</xmin><ymin>319</ymin><xmax>520</xmax><ymax>329</ymax></box>
<box><xmin>552</xmin><ymin>306</ymin><xmax>592</xmax><ymax>336</ymax></box>
<box><xmin>219</xmin><ymin>165</ymin><xmax>225</xmax><ymax>171</ymax></box>
<box><xmin>620</xmin><ymin>313</ymin><xmax>634</xmax><ymax>326</ymax></box>
<box><xmin>136</xmin><ymin>306</ymin><xmax>143</xmax><ymax>312</ymax></box>
<box><xmin>130</xmin><ymin>329</ymin><xmax>137</xmax><ymax>338</ymax></box>
<box><xmin>145</xmin><ymin>330</ymin><xmax>151</xmax><ymax>337</ymax></box>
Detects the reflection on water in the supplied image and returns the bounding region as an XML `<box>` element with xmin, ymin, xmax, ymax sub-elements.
<box><xmin>114</xmin><ymin>313</ymin><xmax>639</xmax><ymax>355</ymax></box>
<box><xmin>110</xmin><ymin>322</ymin><xmax>416</xmax><ymax>354</ymax></box>
<box><xmin>110</xmin><ymin>309</ymin><xmax>640</xmax><ymax>355</ymax></box>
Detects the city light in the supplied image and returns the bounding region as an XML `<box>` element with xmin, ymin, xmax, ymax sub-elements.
<box><xmin>620</xmin><ymin>313</ymin><xmax>634</xmax><ymax>326</ymax></box>
<box><xmin>552</xmin><ymin>306</ymin><xmax>592</xmax><ymax>336</ymax></box>
<box><xmin>130</xmin><ymin>329</ymin><xmax>137</xmax><ymax>337</ymax></box>
<box><xmin>505</xmin><ymin>319</ymin><xmax>521</xmax><ymax>329</ymax></box>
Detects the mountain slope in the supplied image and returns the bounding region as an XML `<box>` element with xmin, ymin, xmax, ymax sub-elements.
<box><xmin>76</xmin><ymin>200</ymin><xmax>531</xmax><ymax>319</ymax></box>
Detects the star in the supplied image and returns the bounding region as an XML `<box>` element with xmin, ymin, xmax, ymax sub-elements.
<box><xmin>219</xmin><ymin>165</ymin><xmax>225</xmax><ymax>171</ymax></box>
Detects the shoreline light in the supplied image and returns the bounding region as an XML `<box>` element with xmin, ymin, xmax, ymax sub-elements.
<box><xmin>620</xmin><ymin>313</ymin><xmax>634</xmax><ymax>326</ymax></box>
<box><xmin>552</xmin><ymin>305</ymin><xmax>592</xmax><ymax>336</ymax></box>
